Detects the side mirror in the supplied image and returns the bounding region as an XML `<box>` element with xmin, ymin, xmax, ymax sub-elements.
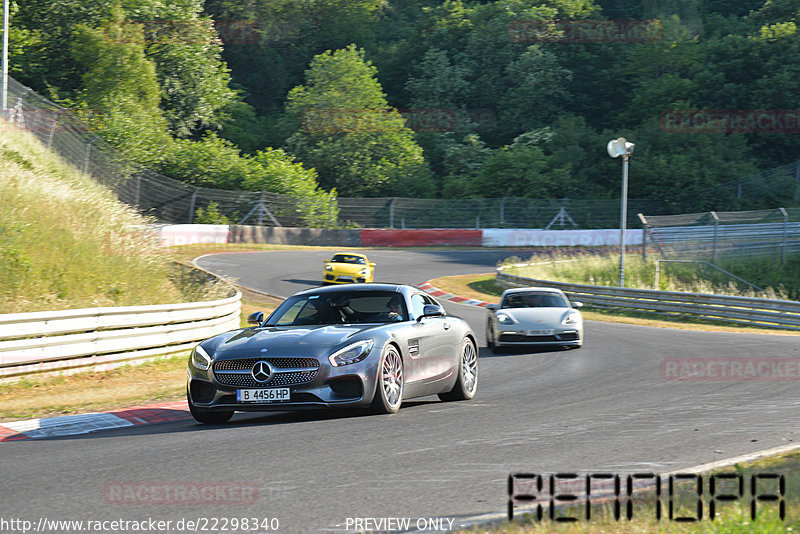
<box><xmin>418</xmin><ymin>304</ymin><xmax>445</xmax><ymax>321</ymax></box>
<box><xmin>247</xmin><ymin>311</ymin><xmax>264</xmax><ymax>325</ymax></box>
<box><xmin>370</xmin><ymin>263</ymin><xmax>376</xmax><ymax>267</ymax></box>
<box><xmin>572</xmin><ymin>301</ymin><xmax>584</xmax><ymax>308</ymax></box>
<box><xmin>323</xmin><ymin>259</ymin><xmax>329</xmax><ymax>263</ymax></box>
<box><xmin>486</xmin><ymin>304</ymin><xmax>497</xmax><ymax>311</ymax></box>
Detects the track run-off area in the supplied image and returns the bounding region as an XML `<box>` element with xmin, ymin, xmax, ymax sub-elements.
<box><xmin>2</xmin><ymin>249</ymin><xmax>799</xmax><ymax>533</ymax></box>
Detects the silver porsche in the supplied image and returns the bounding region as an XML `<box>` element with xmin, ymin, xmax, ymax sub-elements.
<box><xmin>486</xmin><ymin>287</ymin><xmax>584</xmax><ymax>352</ymax></box>
<box><xmin>187</xmin><ymin>283</ymin><xmax>479</xmax><ymax>423</ymax></box>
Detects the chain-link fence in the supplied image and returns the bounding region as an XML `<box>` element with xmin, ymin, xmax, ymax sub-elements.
<box><xmin>338</xmin><ymin>197</ymin><xmax>668</xmax><ymax>229</ymax></box>
<box><xmin>2</xmin><ymin>76</ymin><xmax>333</xmax><ymax>227</ymax></box>
<box><xmin>679</xmin><ymin>160</ymin><xmax>800</xmax><ymax>212</ymax></box>
<box><xmin>2</xmin><ymin>75</ymin><xmax>673</xmax><ymax>229</ymax></box>
<box><xmin>640</xmin><ymin>208</ymin><xmax>800</xmax><ymax>262</ymax></box>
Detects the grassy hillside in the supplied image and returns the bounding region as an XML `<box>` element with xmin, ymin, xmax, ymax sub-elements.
<box><xmin>0</xmin><ymin>122</ymin><xmax>210</xmax><ymax>313</ymax></box>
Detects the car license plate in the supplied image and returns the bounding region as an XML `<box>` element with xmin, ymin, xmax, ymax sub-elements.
<box><xmin>527</xmin><ymin>329</ymin><xmax>554</xmax><ymax>336</ymax></box>
<box><xmin>237</xmin><ymin>388</ymin><xmax>290</xmax><ymax>402</ymax></box>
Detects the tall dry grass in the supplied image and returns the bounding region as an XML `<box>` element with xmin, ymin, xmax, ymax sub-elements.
<box><xmin>505</xmin><ymin>253</ymin><xmax>796</xmax><ymax>300</ymax></box>
<box><xmin>0</xmin><ymin>123</ymin><xmax>206</xmax><ymax>313</ymax></box>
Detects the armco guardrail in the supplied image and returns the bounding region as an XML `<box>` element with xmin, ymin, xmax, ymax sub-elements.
<box><xmin>496</xmin><ymin>267</ymin><xmax>800</xmax><ymax>331</ymax></box>
<box><xmin>0</xmin><ymin>291</ymin><xmax>241</xmax><ymax>379</ymax></box>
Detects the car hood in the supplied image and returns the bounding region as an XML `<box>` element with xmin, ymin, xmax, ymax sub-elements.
<box><xmin>207</xmin><ymin>324</ymin><xmax>382</xmax><ymax>359</ymax></box>
<box><xmin>501</xmin><ymin>308</ymin><xmax>575</xmax><ymax>326</ymax></box>
<box><xmin>329</xmin><ymin>263</ymin><xmax>366</xmax><ymax>274</ymax></box>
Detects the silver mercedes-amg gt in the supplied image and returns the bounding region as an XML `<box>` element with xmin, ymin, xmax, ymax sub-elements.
<box><xmin>187</xmin><ymin>283</ymin><xmax>479</xmax><ymax>423</ymax></box>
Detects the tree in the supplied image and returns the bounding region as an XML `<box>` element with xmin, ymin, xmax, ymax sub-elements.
<box><xmin>71</xmin><ymin>14</ymin><xmax>172</xmax><ymax>167</ymax></box>
<box><xmin>285</xmin><ymin>45</ymin><xmax>435</xmax><ymax>197</ymax></box>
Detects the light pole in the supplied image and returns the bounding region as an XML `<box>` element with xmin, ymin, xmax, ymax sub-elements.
<box><xmin>2</xmin><ymin>0</ymin><xmax>8</xmax><ymax>111</ymax></box>
<box><xmin>607</xmin><ymin>137</ymin><xmax>635</xmax><ymax>287</ymax></box>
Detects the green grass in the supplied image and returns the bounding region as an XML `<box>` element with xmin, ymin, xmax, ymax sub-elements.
<box><xmin>504</xmin><ymin>253</ymin><xmax>800</xmax><ymax>301</ymax></box>
<box><xmin>0</xmin><ymin>122</ymin><xmax>222</xmax><ymax>313</ymax></box>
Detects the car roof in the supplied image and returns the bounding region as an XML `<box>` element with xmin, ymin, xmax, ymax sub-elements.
<box><xmin>330</xmin><ymin>252</ymin><xmax>368</xmax><ymax>258</ymax></box>
<box><xmin>295</xmin><ymin>283</ymin><xmax>409</xmax><ymax>297</ymax></box>
<box><xmin>501</xmin><ymin>287</ymin><xmax>564</xmax><ymax>296</ymax></box>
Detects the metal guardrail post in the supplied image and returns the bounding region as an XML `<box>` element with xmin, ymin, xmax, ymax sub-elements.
<box><xmin>47</xmin><ymin>109</ymin><xmax>62</xmax><ymax>149</ymax></box>
<box><xmin>82</xmin><ymin>136</ymin><xmax>95</xmax><ymax>175</ymax></box>
<box><xmin>188</xmin><ymin>187</ymin><xmax>198</xmax><ymax>223</ymax></box>
<box><xmin>710</xmin><ymin>211</ymin><xmax>719</xmax><ymax>264</ymax></box>
<box><xmin>389</xmin><ymin>197</ymin><xmax>396</xmax><ymax>229</ymax></box>
<box><xmin>654</xmin><ymin>259</ymin><xmax>660</xmax><ymax>289</ymax></box>
<box><xmin>780</xmin><ymin>207</ymin><xmax>788</xmax><ymax>265</ymax></box>
<box><xmin>795</xmin><ymin>162</ymin><xmax>800</xmax><ymax>203</ymax></box>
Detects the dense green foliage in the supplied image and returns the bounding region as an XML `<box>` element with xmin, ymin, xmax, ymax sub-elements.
<box><xmin>8</xmin><ymin>0</ymin><xmax>800</xmax><ymax>209</ymax></box>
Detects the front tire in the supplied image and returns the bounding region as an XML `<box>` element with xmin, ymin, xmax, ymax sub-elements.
<box><xmin>371</xmin><ymin>345</ymin><xmax>404</xmax><ymax>414</ymax></box>
<box><xmin>439</xmin><ymin>337</ymin><xmax>478</xmax><ymax>402</ymax></box>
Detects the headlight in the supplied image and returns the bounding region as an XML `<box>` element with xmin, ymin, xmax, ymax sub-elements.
<box><xmin>329</xmin><ymin>340</ymin><xmax>374</xmax><ymax>367</ymax></box>
<box><xmin>325</xmin><ymin>265</ymin><xmax>333</xmax><ymax>271</ymax></box>
<box><xmin>562</xmin><ymin>312</ymin><xmax>580</xmax><ymax>325</ymax></box>
<box><xmin>191</xmin><ymin>345</ymin><xmax>212</xmax><ymax>370</ymax></box>
<box><xmin>359</xmin><ymin>268</ymin><xmax>368</xmax><ymax>275</ymax></box>
<box><xmin>496</xmin><ymin>313</ymin><xmax>515</xmax><ymax>325</ymax></box>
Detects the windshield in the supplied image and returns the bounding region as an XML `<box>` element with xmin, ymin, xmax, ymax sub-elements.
<box><xmin>501</xmin><ymin>292</ymin><xmax>569</xmax><ymax>309</ymax></box>
<box><xmin>267</xmin><ymin>291</ymin><xmax>407</xmax><ymax>326</ymax></box>
<box><xmin>330</xmin><ymin>254</ymin><xmax>366</xmax><ymax>265</ymax></box>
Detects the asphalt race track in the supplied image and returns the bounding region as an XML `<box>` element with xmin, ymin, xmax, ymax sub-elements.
<box><xmin>3</xmin><ymin>249</ymin><xmax>799</xmax><ymax>533</ymax></box>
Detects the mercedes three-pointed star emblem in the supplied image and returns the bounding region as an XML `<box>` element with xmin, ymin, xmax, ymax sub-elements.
<box><xmin>251</xmin><ymin>360</ymin><xmax>273</xmax><ymax>383</ymax></box>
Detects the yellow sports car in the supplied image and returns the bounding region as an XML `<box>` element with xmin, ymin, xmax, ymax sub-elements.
<box><xmin>323</xmin><ymin>253</ymin><xmax>375</xmax><ymax>284</ymax></box>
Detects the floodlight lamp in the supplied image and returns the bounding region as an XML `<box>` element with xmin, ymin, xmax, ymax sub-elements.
<box><xmin>624</xmin><ymin>141</ymin><xmax>635</xmax><ymax>155</ymax></box>
<box><xmin>607</xmin><ymin>137</ymin><xmax>634</xmax><ymax>158</ymax></box>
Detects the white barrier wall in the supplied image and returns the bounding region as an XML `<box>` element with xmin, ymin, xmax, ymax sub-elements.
<box><xmin>482</xmin><ymin>229</ymin><xmax>644</xmax><ymax>248</ymax></box>
<box><xmin>150</xmin><ymin>224</ymin><xmax>646</xmax><ymax>248</ymax></box>
<box><xmin>156</xmin><ymin>224</ymin><xmax>230</xmax><ymax>247</ymax></box>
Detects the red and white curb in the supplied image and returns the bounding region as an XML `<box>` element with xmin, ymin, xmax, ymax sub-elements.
<box><xmin>0</xmin><ymin>400</ymin><xmax>190</xmax><ymax>441</ymax></box>
<box><xmin>417</xmin><ymin>281</ymin><xmax>494</xmax><ymax>308</ymax></box>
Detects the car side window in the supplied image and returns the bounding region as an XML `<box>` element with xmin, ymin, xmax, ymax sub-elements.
<box><xmin>410</xmin><ymin>294</ymin><xmax>427</xmax><ymax>319</ymax></box>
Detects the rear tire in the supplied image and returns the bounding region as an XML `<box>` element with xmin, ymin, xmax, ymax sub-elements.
<box><xmin>188</xmin><ymin>392</ymin><xmax>233</xmax><ymax>424</ymax></box>
<box><xmin>371</xmin><ymin>345</ymin><xmax>404</xmax><ymax>414</ymax></box>
<box><xmin>439</xmin><ymin>337</ymin><xmax>478</xmax><ymax>402</ymax></box>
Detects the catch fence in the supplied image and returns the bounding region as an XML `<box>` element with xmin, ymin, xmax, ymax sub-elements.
<box><xmin>640</xmin><ymin>208</ymin><xmax>800</xmax><ymax>263</ymax></box>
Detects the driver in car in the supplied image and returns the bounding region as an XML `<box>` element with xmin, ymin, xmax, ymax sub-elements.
<box><xmin>384</xmin><ymin>295</ymin><xmax>404</xmax><ymax>321</ymax></box>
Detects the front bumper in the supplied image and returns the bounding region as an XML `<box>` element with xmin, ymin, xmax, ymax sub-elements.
<box><xmin>496</xmin><ymin>329</ymin><xmax>582</xmax><ymax>346</ymax></box>
<box><xmin>187</xmin><ymin>356</ymin><xmax>379</xmax><ymax>412</ymax></box>
<box><xmin>324</xmin><ymin>273</ymin><xmax>368</xmax><ymax>284</ymax></box>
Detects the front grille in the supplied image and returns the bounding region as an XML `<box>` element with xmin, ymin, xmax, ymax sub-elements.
<box><xmin>213</xmin><ymin>358</ymin><xmax>320</xmax><ymax>388</ymax></box>
<box><xmin>215</xmin><ymin>357</ymin><xmax>319</xmax><ymax>370</ymax></box>
<box><xmin>215</xmin><ymin>371</ymin><xmax>318</xmax><ymax>388</ymax></box>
